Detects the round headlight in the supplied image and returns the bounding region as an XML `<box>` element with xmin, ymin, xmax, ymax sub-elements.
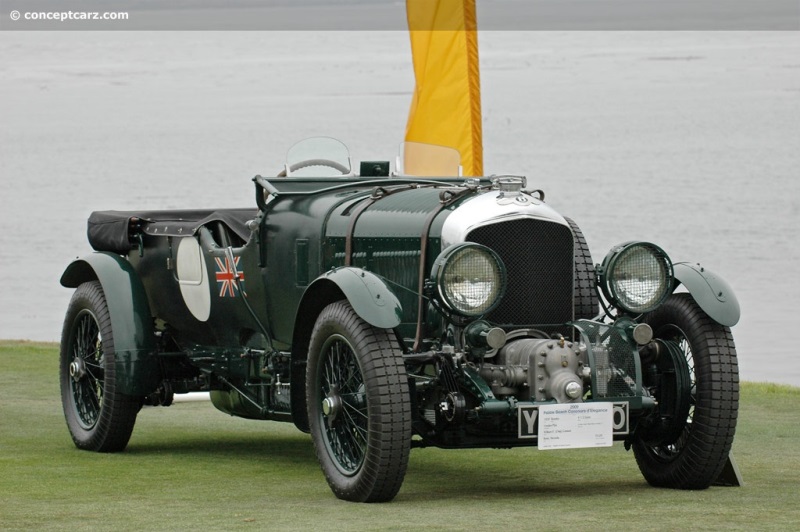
<box><xmin>433</xmin><ymin>244</ymin><xmax>506</xmax><ymax>317</ymax></box>
<box><xmin>599</xmin><ymin>242</ymin><xmax>673</xmax><ymax>314</ymax></box>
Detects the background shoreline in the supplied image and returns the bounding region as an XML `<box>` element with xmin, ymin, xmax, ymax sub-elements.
<box><xmin>1</xmin><ymin>31</ymin><xmax>798</xmax><ymax>385</ymax></box>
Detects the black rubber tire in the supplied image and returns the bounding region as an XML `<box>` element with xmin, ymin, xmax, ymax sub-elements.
<box><xmin>306</xmin><ymin>301</ymin><xmax>412</xmax><ymax>502</ymax></box>
<box><xmin>565</xmin><ymin>217</ymin><xmax>599</xmax><ymax>320</ymax></box>
<box><xmin>633</xmin><ymin>293</ymin><xmax>739</xmax><ymax>489</ymax></box>
<box><xmin>60</xmin><ymin>281</ymin><xmax>139</xmax><ymax>452</ymax></box>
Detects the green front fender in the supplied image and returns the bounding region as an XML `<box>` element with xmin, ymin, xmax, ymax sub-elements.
<box><xmin>290</xmin><ymin>267</ymin><xmax>403</xmax><ymax>432</ymax></box>
<box><xmin>61</xmin><ymin>252</ymin><xmax>159</xmax><ymax>395</ymax></box>
<box><xmin>673</xmin><ymin>262</ymin><xmax>740</xmax><ymax>327</ymax></box>
<box><xmin>310</xmin><ymin>267</ymin><xmax>403</xmax><ymax>329</ymax></box>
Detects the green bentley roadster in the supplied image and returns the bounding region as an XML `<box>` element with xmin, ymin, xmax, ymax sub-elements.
<box><xmin>60</xmin><ymin>138</ymin><xmax>740</xmax><ymax>502</ymax></box>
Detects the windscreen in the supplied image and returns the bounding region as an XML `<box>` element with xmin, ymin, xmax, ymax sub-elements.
<box><xmin>284</xmin><ymin>137</ymin><xmax>351</xmax><ymax>177</ymax></box>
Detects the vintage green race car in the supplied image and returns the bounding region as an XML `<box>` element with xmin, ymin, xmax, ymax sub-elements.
<box><xmin>60</xmin><ymin>138</ymin><xmax>740</xmax><ymax>502</ymax></box>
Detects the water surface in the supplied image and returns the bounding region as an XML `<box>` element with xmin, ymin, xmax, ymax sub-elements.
<box><xmin>1</xmin><ymin>31</ymin><xmax>797</xmax><ymax>384</ymax></box>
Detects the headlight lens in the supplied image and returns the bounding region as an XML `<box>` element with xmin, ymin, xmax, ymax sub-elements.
<box><xmin>600</xmin><ymin>242</ymin><xmax>673</xmax><ymax>314</ymax></box>
<box><xmin>433</xmin><ymin>244</ymin><xmax>506</xmax><ymax>317</ymax></box>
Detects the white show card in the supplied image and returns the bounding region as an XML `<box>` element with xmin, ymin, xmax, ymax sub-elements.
<box><xmin>538</xmin><ymin>403</ymin><xmax>613</xmax><ymax>450</ymax></box>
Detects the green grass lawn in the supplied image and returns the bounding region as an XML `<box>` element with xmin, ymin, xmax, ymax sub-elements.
<box><xmin>1</xmin><ymin>340</ymin><xmax>799</xmax><ymax>531</ymax></box>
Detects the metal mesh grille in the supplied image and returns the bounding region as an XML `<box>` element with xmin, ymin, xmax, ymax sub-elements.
<box><xmin>466</xmin><ymin>219</ymin><xmax>573</xmax><ymax>327</ymax></box>
<box><xmin>573</xmin><ymin>320</ymin><xmax>638</xmax><ymax>398</ymax></box>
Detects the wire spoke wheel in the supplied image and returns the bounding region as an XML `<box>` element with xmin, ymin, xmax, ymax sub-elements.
<box><xmin>69</xmin><ymin>310</ymin><xmax>105</xmax><ymax>429</ymax></box>
<box><xmin>60</xmin><ymin>281</ymin><xmax>140</xmax><ymax>452</ymax></box>
<box><xmin>319</xmin><ymin>336</ymin><xmax>368</xmax><ymax>474</ymax></box>
<box><xmin>307</xmin><ymin>301</ymin><xmax>411</xmax><ymax>502</ymax></box>
<box><xmin>634</xmin><ymin>293</ymin><xmax>739</xmax><ymax>489</ymax></box>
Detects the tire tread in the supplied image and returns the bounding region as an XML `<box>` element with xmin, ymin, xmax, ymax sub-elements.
<box><xmin>306</xmin><ymin>301</ymin><xmax>411</xmax><ymax>502</ymax></box>
<box><xmin>60</xmin><ymin>281</ymin><xmax>139</xmax><ymax>453</ymax></box>
<box><xmin>634</xmin><ymin>293</ymin><xmax>739</xmax><ymax>489</ymax></box>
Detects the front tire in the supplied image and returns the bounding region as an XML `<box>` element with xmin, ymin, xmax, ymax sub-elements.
<box><xmin>633</xmin><ymin>293</ymin><xmax>739</xmax><ymax>489</ymax></box>
<box><xmin>306</xmin><ymin>301</ymin><xmax>411</xmax><ymax>502</ymax></box>
<box><xmin>60</xmin><ymin>281</ymin><xmax>139</xmax><ymax>452</ymax></box>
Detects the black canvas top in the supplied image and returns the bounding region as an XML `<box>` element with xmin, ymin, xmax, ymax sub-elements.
<box><xmin>87</xmin><ymin>208</ymin><xmax>258</xmax><ymax>253</ymax></box>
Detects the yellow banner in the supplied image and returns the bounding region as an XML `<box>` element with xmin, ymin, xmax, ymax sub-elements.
<box><xmin>405</xmin><ymin>0</ymin><xmax>483</xmax><ymax>176</ymax></box>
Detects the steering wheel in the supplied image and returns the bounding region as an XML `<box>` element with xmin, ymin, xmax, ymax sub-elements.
<box><xmin>277</xmin><ymin>158</ymin><xmax>350</xmax><ymax>177</ymax></box>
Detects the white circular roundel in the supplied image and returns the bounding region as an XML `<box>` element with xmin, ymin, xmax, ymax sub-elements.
<box><xmin>176</xmin><ymin>237</ymin><xmax>211</xmax><ymax>322</ymax></box>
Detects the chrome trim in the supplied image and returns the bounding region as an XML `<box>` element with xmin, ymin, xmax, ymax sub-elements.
<box><xmin>441</xmin><ymin>190</ymin><xmax>570</xmax><ymax>248</ymax></box>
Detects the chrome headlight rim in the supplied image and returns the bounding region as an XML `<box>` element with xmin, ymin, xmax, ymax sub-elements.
<box><xmin>432</xmin><ymin>243</ymin><xmax>507</xmax><ymax>317</ymax></box>
<box><xmin>599</xmin><ymin>241</ymin><xmax>673</xmax><ymax>315</ymax></box>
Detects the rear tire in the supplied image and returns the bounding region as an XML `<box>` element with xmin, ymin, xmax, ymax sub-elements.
<box><xmin>60</xmin><ymin>281</ymin><xmax>139</xmax><ymax>452</ymax></box>
<box><xmin>306</xmin><ymin>301</ymin><xmax>411</xmax><ymax>502</ymax></box>
<box><xmin>633</xmin><ymin>294</ymin><xmax>739</xmax><ymax>489</ymax></box>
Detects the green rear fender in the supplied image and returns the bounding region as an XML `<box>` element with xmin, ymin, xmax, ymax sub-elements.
<box><xmin>61</xmin><ymin>252</ymin><xmax>159</xmax><ymax>396</ymax></box>
<box><xmin>673</xmin><ymin>262</ymin><xmax>740</xmax><ymax>327</ymax></box>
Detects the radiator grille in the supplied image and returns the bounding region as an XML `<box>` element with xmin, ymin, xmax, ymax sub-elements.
<box><xmin>466</xmin><ymin>219</ymin><xmax>574</xmax><ymax>327</ymax></box>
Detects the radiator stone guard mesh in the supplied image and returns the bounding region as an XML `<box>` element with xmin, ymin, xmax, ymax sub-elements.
<box><xmin>572</xmin><ymin>320</ymin><xmax>641</xmax><ymax>398</ymax></box>
<box><xmin>466</xmin><ymin>218</ymin><xmax>574</xmax><ymax>328</ymax></box>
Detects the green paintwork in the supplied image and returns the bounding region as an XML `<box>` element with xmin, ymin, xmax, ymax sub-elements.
<box><xmin>313</xmin><ymin>267</ymin><xmax>403</xmax><ymax>329</ymax></box>
<box><xmin>258</xmin><ymin>182</ymin><xmax>375</xmax><ymax>345</ymax></box>
<box><xmin>60</xmin><ymin>252</ymin><xmax>159</xmax><ymax>395</ymax></box>
<box><xmin>673</xmin><ymin>262</ymin><xmax>740</xmax><ymax>327</ymax></box>
<box><xmin>326</xmin><ymin>187</ymin><xmax>450</xmax><ymax>240</ymax></box>
<box><xmin>209</xmin><ymin>390</ymin><xmax>262</xmax><ymax>419</ymax></box>
<box><xmin>464</xmin><ymin>320</ymin><xmax>495</xmax><ymax>349</ymax></box>
<box><xmin>59</xmin><ymin>154</ymin><xmax>735</xmax><ymax>462</ymax></box>
<box><xmin>321</xmin><ymin>186</ymin><xmax>470</xmax><ymax>339</ymax></box>
<box><xmin>255</xmin><ymin>180</ymin><xmax>477</xmax><ymax>343</ymax></box>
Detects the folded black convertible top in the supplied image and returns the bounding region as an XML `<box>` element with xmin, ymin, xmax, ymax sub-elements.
<box><xmin>87</xmin><ymin>208</ymin><xmax>258</xmax><ymax>253</ymax></box>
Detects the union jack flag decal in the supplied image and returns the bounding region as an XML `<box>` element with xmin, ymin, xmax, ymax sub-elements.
<box><xmin>214</xmin><ymin>257</ymin><xmax>245</xmax><ymax>298</ymax></box>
